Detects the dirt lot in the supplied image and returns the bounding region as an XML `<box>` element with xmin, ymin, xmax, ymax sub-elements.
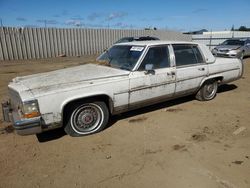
<box><xmin>0</xmin><ymin>56</ymin><xmax>249</xmax><ymax>188</ymax></box>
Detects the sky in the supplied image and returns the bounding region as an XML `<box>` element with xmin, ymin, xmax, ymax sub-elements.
<box><xmin>0</xmin><ymin>0</ymin><xmax>250</xmax><ymax>32</ymax></box>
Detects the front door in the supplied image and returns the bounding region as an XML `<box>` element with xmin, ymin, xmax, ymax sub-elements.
<box><xmin>129</xmin><ymin>45</ymin><xmax>176</xmax><ymax>109</ymax></box>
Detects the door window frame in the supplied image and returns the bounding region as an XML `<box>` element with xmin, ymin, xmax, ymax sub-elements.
<box><xmin>133</xmin><ymin>44</ymin><xmax>174</xmax><ymax>71</ymax></box>
<box><xmin>171</xmin><ymin>44</ymin><xmax>206</xmax><ymax>68</ymax></box>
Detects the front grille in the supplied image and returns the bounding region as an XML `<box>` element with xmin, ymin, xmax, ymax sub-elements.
<box><xmin>216</xmin><ymin>54</ymin><xmax>236</xmax><ymax>58</ymax></box>
<box><xmin>219</xmin><ymin>49</ymin><xmax>229</xmax><ymax>53</ymax></box>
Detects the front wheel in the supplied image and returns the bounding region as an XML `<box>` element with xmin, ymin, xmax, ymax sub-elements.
<box><xmin>64</xmin><ymin>101</ymin><xmax>109</xmax><ymax>137</ymax></box>
<box><xmin>196</xmin><ymin>79</ymin><xmax>218</xmax><ymax>101</ymax></box>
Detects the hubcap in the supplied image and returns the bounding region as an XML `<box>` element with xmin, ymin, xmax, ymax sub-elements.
<box><xmin>71</xmin><ymin>104</ymin><xmax>102</xmax><ymax>133</ymax></box>
<box><xmin>204</xmin><ymin>82</ymin><xmax>217</xmax><ymax>99</ymax></box>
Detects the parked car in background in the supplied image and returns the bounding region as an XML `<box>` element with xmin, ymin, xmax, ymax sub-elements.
<box><xmin>2</xmin><ymin>41</ymin><xmax>243</xmax><ymax>137</ymax></box>
<box><xmin>212</xmin><ymin>38</ymin><xmax>250</xmax><ymax>58</ymax></box>
<box><xmin>114</xmin><ymin>36</ymin><xmax>159</xmax><ymax>44</ymax></box>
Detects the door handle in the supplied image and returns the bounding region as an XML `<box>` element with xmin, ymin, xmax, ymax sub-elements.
<box><xmin>167</xmin><ymin>71</ymin><xmax>175</xmax><ymax>76</ymax></box>
<box><xmin>198</xmin><ymin>68</ymin><xmax>205</xmax><ymax>71</ymax></box>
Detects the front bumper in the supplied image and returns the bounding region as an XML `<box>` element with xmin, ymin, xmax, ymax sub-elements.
<box><xmin>212</xmin><ymin>50</ymin><xmax>242</xmax><ymax>58</ymax></box>
<box><xmin>14</xmin><ymin>118</ymin><xmax>42</xmax><ymax>135</ymax></box>
<box><xmin>1</xmin><ymin>101</ymin><xmax>42</xmax><ymax>135</ymax></box>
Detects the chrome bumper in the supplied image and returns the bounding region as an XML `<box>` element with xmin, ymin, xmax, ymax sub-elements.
<box><xmin>14</xmin><ymin>118</ymin><xmax>42</xmax><ymax>135</ymax></box>
<box><xmin>1</xmin><ymin>101</ymin><xmax>42</xmax><ymax>135</ymax></box>
<box><xmin>213</xmin><ymin>51</ymin><xmax>242</xmax><ymax>58</ymax></box>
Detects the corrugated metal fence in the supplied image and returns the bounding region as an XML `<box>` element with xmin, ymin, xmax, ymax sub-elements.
<box><xmin>192</xmin><ymin>31</ymin><xmax>250</xmax><ymax>49</ymax></box>
<box><xmin>0</xmin><ymin>27</ymin><xmax>191</xmax><ymax>61</ymax></box>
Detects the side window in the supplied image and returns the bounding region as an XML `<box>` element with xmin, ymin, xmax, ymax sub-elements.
<box><xmin>173</xmin><ymin>45</ymin><xmax>203</xmax><ymax>67</ymax></box>
<box><xmin>138</xmin><ymin>46</ymin><xmax>170</xmax><ymax>71</ymax></box>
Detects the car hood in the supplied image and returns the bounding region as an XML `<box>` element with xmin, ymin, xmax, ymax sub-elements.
<box><xmin>9</xmin><ymin>64</ymin><xmax>130</xmax><ymax>97</ymax></box>
<box><xmin>215</xmin><ymin>45</ymin><xmax>242</xmax><ymax>50</ymax></box>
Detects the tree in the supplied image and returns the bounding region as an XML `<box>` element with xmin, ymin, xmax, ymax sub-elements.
<box><xmin>231</xmin><ymin>25</ymin><xmax>234</xmax><ymax>31</ymax></box>
<box><xmin>236</xmin><ymin>26</ymin><xmax>250</xmax><ymax>31</ymax></box>
<box><xmin>239</xmin><ymin>26</ymin><xmax>248</xmax><ymax>31</ymax></box>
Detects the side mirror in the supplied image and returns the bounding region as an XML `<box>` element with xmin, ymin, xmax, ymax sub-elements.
<box><xmin>144</xmin><ymin>64</ymin><xmax>155</xmax><ymax>75</ymax></box>
<box><xmin>145</xmin><ymin>64</ymin><xmax>153</xmax><ymax>71</ymax></box>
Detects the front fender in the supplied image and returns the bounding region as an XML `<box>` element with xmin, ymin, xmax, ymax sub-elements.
<box><xmin>60</xmin><ymin>93</ymin><xmax>114</xmax><ymax>116</ymax></box>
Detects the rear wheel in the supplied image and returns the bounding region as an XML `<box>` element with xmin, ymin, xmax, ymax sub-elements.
<box><xmin>64</xmin><ymin>101</ymin><xmax>109</xmax><ymax>137</ymax></box>
<box><xmin>196</xmin><ymin>79</ymin><xmax>218</xmax><ymax>101</ymax></box>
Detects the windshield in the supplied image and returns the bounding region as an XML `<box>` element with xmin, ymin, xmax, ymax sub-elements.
<box><xmin>97</xmin><ymin>45</ymin><xmax>145</xmax><ymax>71</ymax></box>
<box><xmin>222</xmin><ymin>39</ymin><xmax>245</xmax><ymax>46</ymax></box>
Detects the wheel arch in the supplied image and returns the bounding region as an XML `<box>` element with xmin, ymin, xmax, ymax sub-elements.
<box><xmin>199</xmin><ymin>75</ymin><xmax>223</xmax><ymax>88</ymax></box>
<box><xmin>61</xmin><ymin>94</ymin><xmax>113</xmax><ymax>127</ymax></box>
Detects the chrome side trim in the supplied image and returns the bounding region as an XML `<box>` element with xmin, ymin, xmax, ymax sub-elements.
<box><xmin>209</xmin><ymin>67</ymin><xmax>240</xmax><ymax>76</ymax></box>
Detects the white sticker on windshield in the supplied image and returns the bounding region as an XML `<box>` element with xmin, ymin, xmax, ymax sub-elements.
<box><xmin>130</xmin><ymin>46</ymin><xmax>144</xmax><ymax>51</ymax></box>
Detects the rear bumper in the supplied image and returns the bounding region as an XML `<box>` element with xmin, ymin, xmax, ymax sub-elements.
<box><xmin>1</xmin><ymin>101</ymin><xmax>42</xmax><ymax>135</ymax></box>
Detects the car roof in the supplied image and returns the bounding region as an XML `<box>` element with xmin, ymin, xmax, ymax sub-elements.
<box><xmin>114</xmin><ymin>40</ymin><xmax>198</xmax><ymax>47</ymax></box>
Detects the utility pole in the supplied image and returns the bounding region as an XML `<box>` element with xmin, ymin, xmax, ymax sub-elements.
<box><xmin>209</xmin><ymin>29</ymin><xmax>212</xmax><ymax>50</ymax></box>
<box><xmin>232</xmin><ymin>24</ymin><xmax>235</xmax><ymax>38</ymax></box>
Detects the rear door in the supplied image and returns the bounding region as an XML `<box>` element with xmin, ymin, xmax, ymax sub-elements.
<box><xmin>172</xmin><ymin>44</ymin><xmax>208</xmax><ymax>96</ymax></box>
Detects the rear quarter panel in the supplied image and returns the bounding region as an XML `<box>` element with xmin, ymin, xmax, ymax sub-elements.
<box><xmin>207</xmin><ymin>57</ymin><xmax>242</xmax><ymax>84</ymax></box>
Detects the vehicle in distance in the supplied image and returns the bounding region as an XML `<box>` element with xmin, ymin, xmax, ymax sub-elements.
<box><xmin>2</xmin><ymin>41</ymin><xmax>244</xmax><ymax>137</ymax></box>
<box><xmin>212</xmin><ymin>38</ymin><xmax>250</xmax><ymax>58</ymax></box>
<box><xmin>114</xmin><ymin>36</ymin><xmax>159</xmax><ymax>44</ymax></box>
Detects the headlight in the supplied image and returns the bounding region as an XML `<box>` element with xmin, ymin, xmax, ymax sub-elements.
<box><xmin>229</xmin><ymin>49</ymin><xmax>241</xmax><ymax>55</ymax></box>
<box><xmin>212</xmin><ymin>48</ymin><xmax>218</xmax><ymax>54</ymax></box>
<box><xmin>21</xmin><ymin>100</ymin><xmax>40</xmax><ymax>118</ymax></box>
<box><xmin>234</xmin><ymin>49</ymin><xmax>242</xmax><ymax>53</ymax></box>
